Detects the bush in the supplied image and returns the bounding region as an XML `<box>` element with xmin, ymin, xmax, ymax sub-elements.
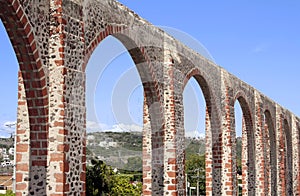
<box><xmin>0</xmin><ymin>190</ymin><xmax>15</xmax><ymax>196</ymax></box>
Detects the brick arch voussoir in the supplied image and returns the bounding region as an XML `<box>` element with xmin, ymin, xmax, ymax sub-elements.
<box><xmin>264</xmin><ymin>109</ymin><xmax>276</xmax><ymax>131</ymax></box>
<box><xmin>0</xmin><ymin>0</ymin><xmax>48</xmax><ymax>130</ymax></box>
<box><xmin>84</xmin><ymin>25</ymin><xmax>126</xmax><ymax>71</ymax></box>
<box><xmin>182</xmin><ymin>68</ymin><xmax>214</xmax><ymax>108</ymax></box>
<box><xmin>282</xmin><ymin>117</ymin><xmax>292</xmax><ymax>144</ymax></box>
<box><xmin>234</xmin><ymin>91</ymin><xmax>253</xmax><ymax>124</ymax></box>
<box><xmin>183</xmin><ymin>66</ymin><xmax>221</xmax><ymax>123</ymax></box>
<box><xmin>262</xmin><ymin>103</ymin><xmax>277</xmax><ymax>139</ymax></box>
<box><xmin>84</xmin><ymin>26</ymin><xmax>162</xmax><ymax>104</ymax></box>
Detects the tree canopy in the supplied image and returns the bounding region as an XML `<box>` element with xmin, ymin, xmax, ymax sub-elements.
<box><xmin>86</xmin><ymin>159</ymin><xmax>142</xmax><ymax>196</ymax></box>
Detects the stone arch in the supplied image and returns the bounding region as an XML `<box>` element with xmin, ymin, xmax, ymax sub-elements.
<box><xmin>84</xmin><ymin>29</ymin><xmax>164</xmax><ymax>195</ymax></box>
<box><xmin>234</xmin><ymin>92</ymin><xmax>255</xmax><ymax>195</ymax></box>
<box><xmin>264</xmin><ymin>109</ymin><xmax>277</xmax><ymax>195</ymax></box>
<box><xmin>84</xmin><ymin>26</ymin><xmax>162</xmax><ymax>97</ymax></box>
<box><xmin>183</xmin><ymin>68</ymin><xmax>212</xmax><ymax>105</ymax></box>
<box><xmin>0</xmin><ymin>0</ymin><xmax>48</xmax><ymax>195</ymax></box>
<box><xmin>283</xmin><ymin>118</ymin><xmax>293</xmax><ymax>195</ymax></box>
<box><xmin>183</xmin><ymin>68</ymin><xmax>220</xmax><ymax>195</ymax></box>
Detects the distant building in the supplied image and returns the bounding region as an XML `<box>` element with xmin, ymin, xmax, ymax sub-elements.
<box><xmin>87</xmin><ymin>135</ymin><xmax>95</xmax><ymax>140</ymax></box>
<box><xmin>99</xmin><ymin>141</ymin><xmax>107</xmax><ymax>148</ymax></box>
<box><xmin>108</xmin><ymin>141</ymin><xmax>117</xmax><ymax>148</ymax></box>
<box><xmin>98</xmin><ymin>137</ymin><xmax>118</xmax><ymax>148</ymax></box>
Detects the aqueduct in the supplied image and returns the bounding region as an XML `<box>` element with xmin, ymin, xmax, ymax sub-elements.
<box><xmin>0</xmin><ymin>0</ymin><xmax>299</xmax><ymax>195</ymax></box>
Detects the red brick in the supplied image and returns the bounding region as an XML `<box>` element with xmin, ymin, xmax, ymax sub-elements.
<box><xmin>50</xmin><ymin>153</ymin><xmax>64</xmax><ymax>162</ymax></box>
<box><xmin>16</xmin><ymin>183</ymin><xmax>27</xmax><ymax>191</ymax></box>
<box><xmin>32</xmin><ymin>160</ymin><xmax>46</xmax><ymax>167</ymax></box>
<box><xmin>54</xmin><ymin>173</ymin><xmax>64</xmax><ymax>183</ymax></box>
<box><xmin>168</xmin><ymin>185</ymin><xmax>176</xmax><ymax>190</ymax></box>
<box><xmin>16</xmin><ymin>173</ymin><xmax>23</xmax><ymax>183</ymax></box>
<box><xmin>16</xmin><ymin>163</ymin><xmax>29</xmax><ymax>172</ymax></box>
<box><xmin>16</xmin><ymin>144</ymin><xmax>28</xmax><ymax>152</ymax></box>
<box><xmin>168</xmin><ymin>158</ymin><xmax>176</xmax><ymax>164</ymax></box>
<box><xmin>55</xmin><ymin>184</ymin><xmax>64</xmax><ymax>193</ymax></box>
<box><xmin>167</xmin><ymin>172</ymin><xmax>176</xmax><ymax>178</ymax></box>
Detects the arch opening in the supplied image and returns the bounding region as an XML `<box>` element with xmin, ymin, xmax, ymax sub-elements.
<box><xmin>263</xmin><ymin>110</ymin><xmax>277</xmax><ymax>195</ymax></box>
<box><xmin>85</xmin><ymin>34</ymin><xmax>160</xmax><ymax>195</ymax></box>
<box><xmin>0</xmin><ymin>19</ymin><xmax>18</xmax><ymax>192</ymax></box>
<box><xmin>183</xmin><ymin>76</ymin><xmax>206</xmax><ymax>195</ymax></box>
<box><xmin>182</xmin><ymin>72</ymin><xmax>214</xmax><ymax>195</ymax></box>
<box><xmin>234</xmin><ymin>96</ymin><xmax>255</xmax><ymax>195</ymax></box>
<box><xmin>234</xmin><ymin>101</ymin><xmax>243</xmax><ymax>195</ymax></box>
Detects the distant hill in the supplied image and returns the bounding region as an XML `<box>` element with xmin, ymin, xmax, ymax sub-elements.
<box><xmin>86</xmin><ymin>131</ymin><xmax>205</xmax><ymax>169</ymax></box>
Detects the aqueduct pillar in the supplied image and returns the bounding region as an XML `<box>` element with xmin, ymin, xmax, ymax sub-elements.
<box><xmin>46</xmin><ymin>1</ymin><xmax>86</xmax><ymax>195</ymax></box>
<box><xmin>0</xmin><ymin>0</ymin><xmax>298</xmax><ymax>195</ymax></box>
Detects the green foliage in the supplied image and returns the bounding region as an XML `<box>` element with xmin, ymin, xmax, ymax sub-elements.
<box><xmin>86</xmin><ymin>146</ymin><xmax>93</xmax><ymax>156</ymax></box>
<box><xmin>185</xmin><ymin>138</ymin><xmax>205</xmax><ymax>158</ymax></box>
<box><xmin>124</xmin><ymin>156</ymin><xmax>142</xmax><ymax>172</ymax></box>
<box><xmin>110</xmin><ymin>175</ymin><xmax>142</xmax><ymax>196</ymax></box>
<box><xmin>86</xmin><ymin>159</ymin><xmax>142</xmax><ymax>196</ymax></box>
<box><xmin>185</xmin><ymin>154</ymin><xmax>205</xmax><ymax>195</ymax></box>
<box><xmin>0</xmin><ymin>190</ymin><xmax>15</xmax><ymax>196</ymax></box>
<box><xmin>236</xmin><ymin>137</ymin><xmax>242</xmax><ymax>175</ymax></box>
<box><xmin>86</xmin><ymin>159</ymin><xmax>114</xmax><ymax>196</ymax></box>
<box><xmin>236</xmin><ymin>137</ymin><xmax>242</xmax><ymax>195</ymax></box>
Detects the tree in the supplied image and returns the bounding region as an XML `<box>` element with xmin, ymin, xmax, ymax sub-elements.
<box><xmin>86</xmin><ymin>159</ymin><xmax>114</xmax><ymax>196</ymax></box>
<box><xmin>124</xmin><ymin>156</ymin><xmax>142</xmax><ymax>172</ymax></box>
<box><xmin>236</xmin><ymin>137</ymin><xmax>242</xmax><ymax>175</ymax></box>
<box><xmin>110</xmin><ymin>175</ymin><xmax>142</xmax><ymax>196</ymax></box>
<box><xmin>185</xmin><ymin>154</ymin><xmax>206</xmax><ymax>195</ymax></box>
<box><xmin>0</xmin><ymin>190</ymin><xmax>15</xmax><ymax>196</ymax></box>
<box><xmin>86</xmin><ymin>158</ymin><xmax>142</xmax><ymax>196</ymax></box>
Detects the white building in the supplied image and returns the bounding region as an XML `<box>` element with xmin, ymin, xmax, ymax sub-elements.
<box><xmin>8</xmin><ymin>148</ymin><xmax>14</xmax><ymax>155</ymax></box>
<box><xmin>87</xmin><ymin>135</ymin><xmax>95</xmax><ymax>140</ymax></box>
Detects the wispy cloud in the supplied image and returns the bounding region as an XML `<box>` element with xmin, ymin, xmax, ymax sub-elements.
<box><xmin>251</xmin><ymin>43</ymin><xmax>269</xmax><ymax>53</ymax></box>
<box><xmin>87</xmin><ymin>121</ymin><xmax>142</xmax><ymax>133</ymax></box>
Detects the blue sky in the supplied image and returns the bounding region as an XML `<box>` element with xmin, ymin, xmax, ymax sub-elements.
<box><xmin>85</xmin><ymin>0</ymin><xmax>300</xmax><ymax>137</ymax></box>
<box><xmin>115</xmin><ymin>0</ymin><xmax>300</xmax><ymax>110</ymax></box>
<box><xmin>0</xmin><ymin>1</ymin><xmax>300</xmax><ymax>137</ymax></box>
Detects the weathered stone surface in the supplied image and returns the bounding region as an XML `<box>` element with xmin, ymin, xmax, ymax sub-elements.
<box><xmin>0</xmin><ymin>0</ymin><xmax>299</xmax><ymax>195</ymax></box>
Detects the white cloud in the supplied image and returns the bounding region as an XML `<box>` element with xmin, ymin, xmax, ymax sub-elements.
<box><xmin>86</xmin><ymin>121</ymin><xmax>142</xmax><ymax>133</ymax></box>
<box><xmin>102</xmin><ymin>123</ymin><xmax>142</xmax><ymax>133</ymax></box>
<box><xmin>116</xmin><ymin>123</ymin><xmax>142</xmax><ymax>132</ymax></box>
<box><xmin>185</xmin><ymin>130</ymin><xmax>205</xmax><ymax>139</ymax></box>
<box><xmin>86</xmin><ymin>121</ymin><xmax>110</xmax><ymax>132</ymax></box>
<box><xmin>87</xmin><ymin>121</ymin><xmax>206</xmax><ymax>139</ymax></box>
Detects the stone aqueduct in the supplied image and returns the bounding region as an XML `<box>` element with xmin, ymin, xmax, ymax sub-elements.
<box><xmin>0</xmin><ymin>0</ymin><xmax>299</xmax><ymax>195</ymax></box>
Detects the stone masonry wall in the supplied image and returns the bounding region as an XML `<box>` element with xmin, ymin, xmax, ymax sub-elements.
<box><xmin>0</xmin><ymin>0</ymin><xmax>299</xmax><ymax>195</ymax></box>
